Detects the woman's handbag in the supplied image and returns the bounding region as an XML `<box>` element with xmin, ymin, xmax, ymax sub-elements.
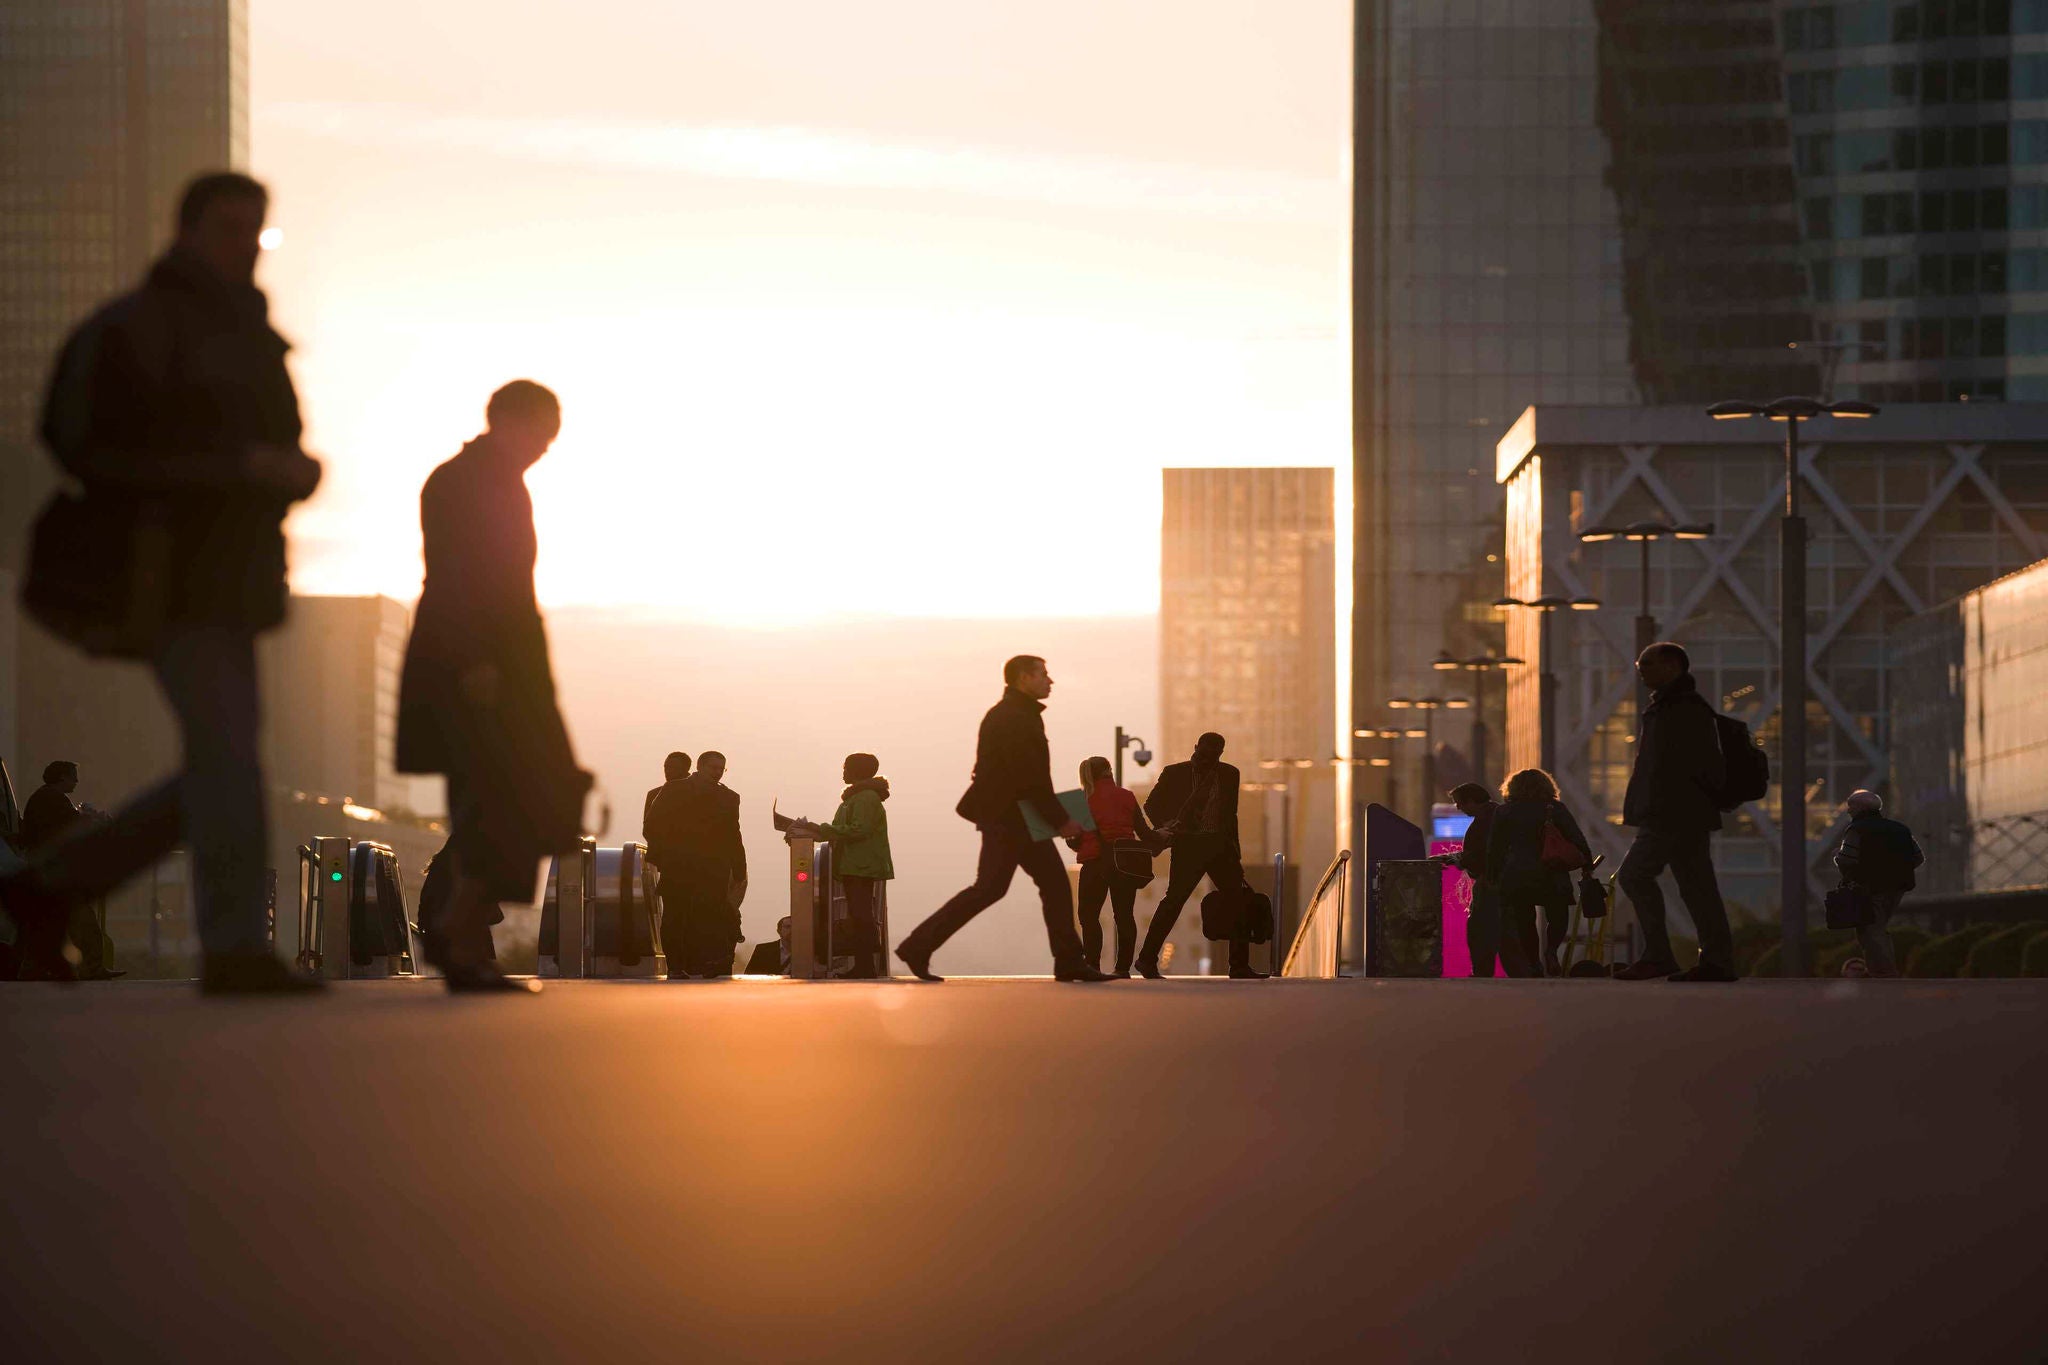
<box><xmin>1539</xmin><ymin>810</ymin><xmax>1588</xmax><ymax>872</ymax></box>
<box><xmin>1106</xmin><ymin>839</ymin><xmax>1155</xmax><ymax>890</ymax></box>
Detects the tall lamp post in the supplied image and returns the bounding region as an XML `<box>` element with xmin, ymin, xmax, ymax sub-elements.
<box><xmin>1385</xmin><ymin>696</ymin><xmax>1470</xmax><ymax>812</ymax></box>
<box><xmin>1350</xmin><ymin>727</ymin><xmax>1427</xmax><ymax>815</ymax></box>
<box><xmin>1707</xmin><ymin>395</ymin><xmax>1878</xmax><ymax>977</ymax></box>
<box><xmin>1430</xmin><ymin>653</ymin><xmax>1522</xmax><ymax>788</ymax></box>
<box><xmin>1576</xmin><ymin>520</ymin><xmax>1714</xmax><ymax>682</ymax></box>
<box><xmin>1492</xmin><ymin>596</ymin><xmax>1601</xmax><ymax>773</ymax></box>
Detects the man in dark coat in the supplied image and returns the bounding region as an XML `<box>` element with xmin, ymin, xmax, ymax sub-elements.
<box><xmin>395</xmin><ymin>380</ymin><xmax>588</xmax><ymax>992</ymax></box>
<box><xmin>645</xmin><ymin>752</ymin><xmax>691</xmax><ymax>831</ymax></box>
<box><xmin>1135</xmin><ymin>732</ymin><xmax>1260</xmax><ymax>979</ymax></box>
<box><xmin>3</xmin><ymin>173</ymin><xmax>321</xmax><ymax>993</ymax></box>
<box><xmin>645</xmin><ymin>751</ymin><xmax>746</xmax><ymax>978</ymax></box>
<box><xmin>1832</xmin><ymin>789</ymin><xmax>1925</xmax><ymax>977</ymax></box>
<box><xmin>896</xmin><ymin>655</ymin><xmax>1107</xmax><ymax>982</ymax></box>
<box><xmin>1616</xmin><ymin>642</ymin><xmax>1736</xmax><ymax>981</ymax></box>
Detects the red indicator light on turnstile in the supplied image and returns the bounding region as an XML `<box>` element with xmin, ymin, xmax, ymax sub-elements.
<box><xmin>797</xmin><ymin>871</ymin><xmax>809</xmax><ymax>882</ymax></box>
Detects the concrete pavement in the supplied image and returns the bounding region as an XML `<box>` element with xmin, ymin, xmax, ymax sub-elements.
<box><xmin>2</xmin><ymin>977</ymin><xmax>2044</xmax><ymax>1361</ymax></box>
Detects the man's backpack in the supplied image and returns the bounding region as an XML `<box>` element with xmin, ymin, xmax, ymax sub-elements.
<box><xmin>1713</xmin><ymin>713</ymin><xmax>1770</xmax><ymax>810</ymax></box>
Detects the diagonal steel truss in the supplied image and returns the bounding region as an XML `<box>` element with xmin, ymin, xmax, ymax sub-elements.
<box><xmin>1536</xmin><ymin>439</ymin><xmax>2043</xmax><ymax>904</ymax></box>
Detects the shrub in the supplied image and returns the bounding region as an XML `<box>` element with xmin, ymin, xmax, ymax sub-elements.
<box><xmin>1751</xmin><ymin>928</ymin><xmax>1855</xmax><ymax>978</ymax></box>
<box><xmin>1885</xmin><ymin>923</ymin><xmax>1933</xmax><ymax>969</ymax></box>
<box><xmin>2022</xmin><ymin>932</ymin><xmax>2048</xmax><ymax>978</ymax></box>
<box><xmin>1961</xmin><ymin>921</ymin><xmax>2048</xmax><ymax>978</ymax></box>
<box><xmin>1906</xmin><ymin>922</ymin><xmax>2002</xmax><ymax>977</ymax></box>
<box><xmin>1731</xmin><ymin>921</ymin><xmax>1780</xmax><ymax>973</ymax></box>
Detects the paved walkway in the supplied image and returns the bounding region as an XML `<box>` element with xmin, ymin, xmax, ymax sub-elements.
<box><xmin>4</xmin><ymin>978</ymin><xmax>2044</xmax><ymax>1361</ymax></box>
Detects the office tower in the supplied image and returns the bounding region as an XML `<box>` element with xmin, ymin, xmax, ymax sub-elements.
<box><xmin>1159</xmin><ymin>468</ymin><xmax>1339</xmax><ymax>919</ymax></box>
<box><xmin>258</xmin><ymin>597</ymin><xmax>413</xmax><ymax>816</ymax></box>
<box><xmin>1351</xmin><ymin>0</ymin><xmax>2040</xmax><ymax>791</ymax></box>
<box><xmin>1350</xmin><ymin>3</ymin><xmax>1639</xmax><ymax>790</ymax></box>
<box><xmin>0</xmin><ymin>0</ymin><xmax>248</xmax><ymax>791</ymax></box>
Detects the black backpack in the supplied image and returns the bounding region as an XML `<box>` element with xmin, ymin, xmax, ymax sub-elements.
<box><xmin>1713</xmin><ymin>713</ymin><xmax>1770</xmax><ymax>810</ymax></box>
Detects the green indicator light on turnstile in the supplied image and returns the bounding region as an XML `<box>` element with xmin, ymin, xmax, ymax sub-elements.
<box><xmin>330</xmin><ymin>871</ymin><xmax>343</xmax><ymax>882</ymax></box>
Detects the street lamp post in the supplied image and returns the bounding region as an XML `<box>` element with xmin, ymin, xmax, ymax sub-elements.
<box><xmin>1430</xmin><ymin>653</ymin><xmax>1523</xmax><ymax>789</ymax></box>
<box><xmin>1349</xmin><ymin>728</ymin><xmax>1426</xmax><ymax>816</ymax></box>
<box><xmin>1493</xmin><ymin>595</ymin><xmax>1601</xmax><ymax>774</ymax></box>
<box><xmin>1708</xmin><ymin>395</ymin><xmax>1878</xmax><ymax>976</ymax></box>
<box><xmin>1577</xmin><ymin>520</ymin><xmax>1714</xmax><ymax>693</ymax></box>
<box><xmin>1385</xmin><ymin>696</ymin><xmax>1470</xmax><ymax>815</ymax></box>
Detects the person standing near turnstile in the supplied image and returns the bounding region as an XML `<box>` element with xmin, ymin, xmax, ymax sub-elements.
<box><xmin>646</xmin><ymin>751</ymin><xmax>746</xmax><ymax>978</ymax></box>
<box><xmin>395</xmin><ymin>380</ymin><xmax>591</xmax><ymax>993</ymax></box>
<box><xmin>812</xmin><ymin>753</ymin><xmax>893</xmax><ymax>979</ymax></box>
<box><xmin>643</xmin><ymin>751</ymin><xmax>691</xmax><ymax>949</ymax></box>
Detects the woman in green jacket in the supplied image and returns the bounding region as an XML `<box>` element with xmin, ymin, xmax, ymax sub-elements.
<box><xmin>816</xmin><ymin>752</ymin><xmax>893</xmax><ymax>978</ymax></box>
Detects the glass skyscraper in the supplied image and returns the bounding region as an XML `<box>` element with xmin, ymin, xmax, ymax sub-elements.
<box><xmin>1352</xmin><ymin>0</ymin><xmax>2042</xmax><ymax>798</ymax></box>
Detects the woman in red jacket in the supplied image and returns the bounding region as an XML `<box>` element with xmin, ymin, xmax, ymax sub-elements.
<box><xmin>1072</xmin><ymin>756</ymin><xmax>1161</xmax><ymax>978</ymax></box>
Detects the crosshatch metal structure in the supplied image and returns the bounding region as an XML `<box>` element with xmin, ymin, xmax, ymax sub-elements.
<box><xmin>1496</xmin><ymin>403</ymin><xmax>2048</xmax><ymax>917</ymax></box>
<box><xmin>1894</xmin><ymin>553</ymin><xmax>2048</xmax><ymax>894</ymax></box>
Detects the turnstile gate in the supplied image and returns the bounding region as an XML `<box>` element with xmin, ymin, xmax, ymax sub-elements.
<box><xmin>539</xmin><ymin>839</ymin><xmax>665</xmax><ymax>978</ymax></box>
<box><xmin>295</xmin><ymin>837</ymin><xmax>419</xmax><ymax>979</ymax></box>
<box><xmin>785</xmin><ymin>833</ymin><xmax>888</xmax><ymax>979</ymax></box>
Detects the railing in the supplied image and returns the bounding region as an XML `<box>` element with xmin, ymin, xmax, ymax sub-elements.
<box><xmin>1280</xmin><ymin>850</ymin><xmax>1351</xmax><ymax>979</ymax></box>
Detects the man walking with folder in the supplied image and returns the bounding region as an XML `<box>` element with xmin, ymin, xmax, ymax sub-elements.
<box><xmin>896</xmin><ymin>655</ymin><xmax>1112</xmax><ymax>983</ymax></box>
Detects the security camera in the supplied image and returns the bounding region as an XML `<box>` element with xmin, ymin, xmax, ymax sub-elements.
<box><xmin>1133</xmin><ymin>748</ymin><xmax>1153</xmax><ymax>768</ymax></box>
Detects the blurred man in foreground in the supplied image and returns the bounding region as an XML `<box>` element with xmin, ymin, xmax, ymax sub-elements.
<box><xmin>5</xmin><ymin>172</ymin><xmax>320</xmax><ymax>992</ymax></box>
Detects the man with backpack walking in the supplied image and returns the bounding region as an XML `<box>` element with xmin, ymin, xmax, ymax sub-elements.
<box><xmin>1832</xmin><ymin>790</ymin><xmax>1924</xmax><ymax>977</ymax></box>
<box><xmin>1615</xmin><ymin>642</ymin><xmax>1742</xmax><ymax>982</ymax></box>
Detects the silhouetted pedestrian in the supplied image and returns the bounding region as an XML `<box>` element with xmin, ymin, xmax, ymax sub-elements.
<box><xmin>4</xmin><ymin>173</ymin><xmax>321</xmax><ymax>993</ymax></box>
<box><xmin>1615</xmin><ymin>642</ymin><xmax>1737</xmax><ymax>982</ymax></box>
<box><xmin>1485</xmin><ymin>768</ymin><xmax>1593</xmax><ymax>977</ymax></box>
<box><xmin>1832</xmin><ymin>790</ymin><xmax>1924</xmax><ymax>978</ymax></box>
<box><xmin>1439</xmin><ymin>781</ymin><xmax>1503</xmax><ymax>977</ymax></box>
<box><xmin>1135</xmin><ymin>733</ymin><xmax>1261</xmax><ymax>979</ymax></box>
<box><xmin>814</xmin><ymin>753</ymin><xmax>893</xmax><ymax>979</ymax></box>
<box><xmin>646</xmin><ymin>751</ymin><xmax>746</xmax><ymax>978</ymax></box>
<box><xmin>645</xmin><ymin>751</ymin><xmax>690</xmax><ymax>830</ymax></box>
<box><xmin>1071</xmin><ymin>755</ymin><xmax>1160</xmax><ymax>977</ymax></box>
<box><xmin>895</xmin><ymin>656</ymin><xmax>1108</xmax><ymax>983</ymax></box>
<box><xmin>395</xmin><ymin>380</ymin><xmax>590</xmax><ymax>993</ymax></box>
<box><xmin>643</xmin><ymin>751</ymin><xmax>690</xmax><ymax>953</ymax></box>
<box><xmin>16</xmin><ymin>763</ymin><xmax>120</xmax><ymax>980</ymax></box>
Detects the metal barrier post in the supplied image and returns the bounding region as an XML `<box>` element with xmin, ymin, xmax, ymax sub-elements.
<box><xmin>558</xmin><ymin>841</ymin><xmax>590</xmax><ymax>978</ymax></box>
<box><xmin>1270</xmin><ymin>853</ymin><xmax>1287</xmax><ymax>976</ymax></box>
<box><xmin>787</xmin><ymin>832</ymin><xmax>819</xmax><ymax>979</ymax></box>
<box><xmin>310</xmin><ymin>835</ymin><xmax>351</xmax><ymax>980</ymax></box>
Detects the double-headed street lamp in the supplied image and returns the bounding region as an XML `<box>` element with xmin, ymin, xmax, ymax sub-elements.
<box><xmin>1576</xmin><ymin>520</ymin><xmax>1714</xmax><ymax>672</ymax></box>
<box><xmin>1706</xmin><ymin>395</ymin><xmax>1878</xmax><ymax>976</ymax></box>
<box><xmin>1492</xmin><ymin>595</ymin><xmax>1601</xmax><ymax>773</ymax></box>
<box><xmin>1349</xmin><ymin>727</ymin><xmax>1428</xmax><ymax>814</ymax></box>
<box><xmin>1385</xmin><ymin>695</ymin><xmax>1470</xmax><ymax>805</ymax></box>
<box><xmin>1430</xmin><ymin>652</ymin><xmax>1522</xmax><ymax>788</ymax></box>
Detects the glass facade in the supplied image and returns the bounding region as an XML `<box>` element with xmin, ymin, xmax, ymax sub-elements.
<box><xmin>1353</xmin><ymin>1</ymin><xmax>1636</xmax><ymax>798</ymax></box>
<box><xmin>1499</xmin><ymin>405</ymin><xmax>2048</xmax><ymax>916</ymax></box>
<box><xmin>1160</xmin><ymin>467</ymin><xmax>1338</xmax><ymax>898</ymax></box>
<box><xmin>1894</xmin><ymin>554</ymin><xmax>2048</xmax><ymax>892</ymax></box>
<box><xmin>0</xmin><ymin>0</ymin><xmax>246</xmax><ymax>569</ymax></box>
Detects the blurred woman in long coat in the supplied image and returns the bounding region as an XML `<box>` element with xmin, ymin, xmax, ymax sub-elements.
<box><xmin>395</xmin><ymin>380</ymin><xmax>589</xmax><ymax>992</ymax></box>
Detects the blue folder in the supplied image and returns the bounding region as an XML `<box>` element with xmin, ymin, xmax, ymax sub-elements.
<box><xmin>1020</xmin><ymin>789</ymin><xmax>1097</xmax><ymax>842</ymax></box>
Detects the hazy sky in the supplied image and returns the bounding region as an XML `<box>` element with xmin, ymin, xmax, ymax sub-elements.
<box><xmin>251</xmin><ymin>0</ymin><xmax>1349</xmax><ymax>624</ymax></box>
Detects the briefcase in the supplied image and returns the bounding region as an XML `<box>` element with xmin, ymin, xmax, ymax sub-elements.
<box><xmin>1200</xmin><ymin>886</ymin><xmax>1243</xmax><ymax>941</ymax></box>
<box><xmin>1242</xmin><ymin>889</ymin><xmax>1274</xmax><ymax>945</ymax></box>
<box><xmin>1824</xmin><ymin>883</ymin><xmax>1875</xmax><ymax>930</ymax></box>
<box><xmin>21</xmin><ymin>492</ymin><xmax>173</xmax><ymax>659</ymax></box>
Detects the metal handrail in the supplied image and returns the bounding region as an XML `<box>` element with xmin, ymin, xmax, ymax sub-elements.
<box><xmin>1280</xmin><ymin>850</ymin><xmax>1352</xmax><ymax>979</ymax></box>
